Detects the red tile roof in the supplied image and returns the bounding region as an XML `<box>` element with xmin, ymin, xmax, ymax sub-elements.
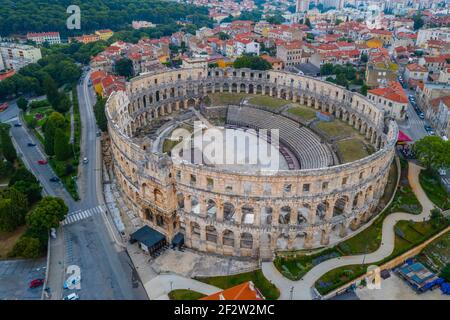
<box><xmin>0</xmin><ymin>69</ymin><xmax>16</xmax><ymax>81</ymax></box>
<box><xmin>406</xmin><ymin>63</ymin><xmax>428</xmax><ymax>72</ymax></box>
<box><xmin>368</xmin><ymin>81</ymin><xmax>408</xmax><ymax>104</ymax></box>
<box><xmin>200</xmin><ymin>282</ymin><xmax>264</xmax><ymax>300</ymax></box>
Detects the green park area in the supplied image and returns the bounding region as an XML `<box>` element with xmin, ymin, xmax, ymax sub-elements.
<box><xmin>206</xmin><ymin>93</ymin><xmax>247</xmax><ymax>106</ymax></box>
<box><xmin>0</xmin><ymin>124</ymin><xmax>68</xmax><ymax>259</ymax></box>
<box><xmin>336</xmin><ymin>139</ymin><xmax>370</xmax><ymax>163</ymax></box>
<box><xmin>316</xmin><ymin>212</ymin><xmax>449</xmax><ymax>295</ymax></box>
<box><xmin>316</xmin><ymin>119</ymin><xmax>357</xmax><ymax>138</ymax></box>
<box><xmin>247</xmin><ymin>96</ymin><xmax>288</xmax><ymax>109</ymax></box>
<box><xmin>22</xmin><ymin>85</ymin><xmax>81</xmax><ymax>200</ymax></box>
<box><xmin>168</xmin><ymin>289</ymin><xmax>206</xmax><ymax>300</ymax></box>
<box><xmin>419</xmin><ymin>169</ymin><xmax>450</xmax><ymax>210</ymax></box>
<box><xmin>196</xmin><ymin>269</ymin><xmax>280</xmax><ymax>300</ymax></box>
<box><xmin>287</xmin><ymin>105</ymin><xmax>317</xmax><ymax>121</ymax></box>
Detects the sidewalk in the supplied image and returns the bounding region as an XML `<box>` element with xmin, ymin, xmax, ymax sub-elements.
<box><xmin>44</xmin><ymin>228</ymin><xmax>65</xmax><ymax>300</ymax></box>
<box><xmin>262</xmin><ymin>162</ymin><xmax>436</xmax><ymax>300</ymax></box>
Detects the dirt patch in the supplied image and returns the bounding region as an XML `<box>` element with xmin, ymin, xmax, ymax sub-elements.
<box><xmin>0</xmin><ymin>225</ymin><xmax>27</xmax><ymax>259</ymax></box>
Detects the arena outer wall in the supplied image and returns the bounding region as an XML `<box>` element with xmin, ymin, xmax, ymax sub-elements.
<box><xmin>105</xmin><ymin>67</ymin><xmax>398</xmax><ymax>260</ymax></box>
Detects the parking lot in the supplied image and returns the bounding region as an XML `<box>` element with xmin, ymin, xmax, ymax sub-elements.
<box><xmin>0</xmin><ymin>258</ymin><xmax>46</xmax><ymax>300</ymax></box>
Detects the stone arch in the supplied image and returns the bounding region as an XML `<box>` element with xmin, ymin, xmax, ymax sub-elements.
<box><xmin>222</xmin><ymin>229</ymin><xmax>234</xmax><ymax>247</ymax></box>
<box><xmin>191</xmin><ymin>196</ymin><xmax>200</xmax><ymax>214</ymax></box>
<box><xmin>279</xmin><ymin>206</ymin><xmax>291</xmax><ymax>224</ymax></box>
<box><xmin>206</xmin><ymin>225</ymin><xmax>217</xmax><ymax>243</ymax></box>
<box><xmin>262</xmin><ymin>207</ymin><xmax>272</xmax><ymax>225</ymax></box>
<box><xmin>240</xmin><ymin>232</ymin><xmax>253</xmax><ymax>249</ymax></box>
<box><xmin>333</xmin><ymin>196</ymin><xmax>348</xmax><ymax>216</ymax></box>
<box><xmin>206</xmin><ymin>199</ymin><xmax>217</xmax><ymax>218</ymax></box>
<box><xmin>176</xmin><ymin>192</ymin><xmax>184</xmax><ymax>209</ymax></box>
<box><xmin>143</xmin><ymin>208</ymin><xmax>153</xmax><ymax>222</ymax></box>
<box><xmin>223</xmin><ymin>202</ymin><xmax>235</xmax><ymax>221</ymax></box>
<box><xmin>298</xmin><ymin>204</ymin><xmax>309</xmax><ymax>224</ymax></box>
<box><xmin>241</xmin><ymin>205</ymin><xmax>255</xmax><ymax>224</ymax></box>
<box><xmin>154</xmin><ymin>188</ymin><xmax>163</xmax><ymax>203</ymax></box>
<box><xmin>316</xmin><ymin>202</ymin><xmax>327</xmax><ymax>220</ymax></box>
<box><xmin>187</xmin><ymin>98</ymin><xmax>196</xmax><ymax>108</ymax></box>
<box><xmin>276</xmin><ymin>232</ymin><xmax>289</xmax><ymax>250</ymax></box>
<box><xmin>191</xmin><ymin>221</ymin><xmax>201</xmax><ymax>237</ymax></box>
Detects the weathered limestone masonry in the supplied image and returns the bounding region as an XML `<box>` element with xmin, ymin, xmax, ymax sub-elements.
<box><xmin>105</xmin><ymin>67</ymin><xmax>398</xmax><ymax>260</ymax></box>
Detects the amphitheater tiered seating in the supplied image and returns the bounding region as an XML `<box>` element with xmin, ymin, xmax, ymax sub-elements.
<box><xmin>227</xmin><ymin>106</ymin><xmax>333</xmax><ymax>169</ymax></box>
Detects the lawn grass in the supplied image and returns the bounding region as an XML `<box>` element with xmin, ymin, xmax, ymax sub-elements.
<box><xmin>315</xmin><ymin>210</ymin><xmax>450</xmax><ymax>295</ymax></box>
<box><xmin>274</xmin><ymin>248</ymin><xmax>342</xmax><ymax>280</ymax></box>
<box><xmin>207</xmin><ymin>93</ymin><xmax>247</xmax><ymax>106</ymax></box>
<box><xmin>336</xmin><ymin>139</ymin><xmax>369</xmax><ymax>163</ymax></box>
<box><xmin>163</xmin><ymin>138</ymin><xmax>181</xmax><ymax>154</ymax></box>
<box><xmin>287</xmin><ymin>105</ymin><xmax>317</xmax><ymax>121</ymax></box>
<box><xmin>247</xmin><ymin>96</ymin><xmax>288</xmax><ymax>109</ymax></box>
<box><xmin>419</xmin><ymin>169</ymin><xmax>450</xmax><ymax>210</ymax></box>
<box><xmin>168</xmin><ymin>289</ymin><xmax>206</xmax><ymax>300</ymax></box>
<box><xmin>0</xmin><ymin>225</ymin><xmax>27</xmax><ymax>259</ymax></box>
<box><xmin>196</xmin><ymin>269</ymin><xmax>280</xmax><ymax>300</ymax></box>
<box><xmin>416</xmin><ymin>231</ymin><xmax>450</xmax><ymax>272</ymax></box>
<box><xmin>316</xmin><ymin>120</ymin><xmax>357</xmax><ymax>138</ymax></box>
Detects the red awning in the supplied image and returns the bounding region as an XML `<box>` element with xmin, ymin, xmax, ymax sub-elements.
<box><xmin>397</xmin><ymin>130</ymin><xmax>412</xmax><ymax>143</ymax></box>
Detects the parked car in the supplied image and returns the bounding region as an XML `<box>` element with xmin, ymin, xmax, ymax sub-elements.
<box><xmin>82</xmin><ymin>157</ymin><xmax>88</xmax><ymax>164</ymax></box>
<box><xmin>63</xmin><ymin>293</ymin><xmax>79</xmax><ymax>300</ymax></box>
<box><xmin>424</xmin><ymin>125</ymin><xmax>433</xmax><ymax>132</ymax></box>
<box><xmin>49</xmin><ymin>177</ymin><xmax>60</xmax><ymax>182</ymax></box>
<box><xmin>29</xmin><ymin>279</ymin><xmax>44</xmax><ymax>288</ymax></box>
<box><xmin>37</xmin><ymin>159</ymin><xmax>48</xmax><ymax>165</ymax></box>
<box><xmin>418</xmin><ymin>112</ymin><xmax>424</xmax><ymax>119</ymax></box>
<box><xmin>27</xmin><ymin>142</ymin><xmax>36</xmax><ymax>147</ymax></box>
<box><xmin>14</xmin><ymin>122</ymin><xmax>22</xmax><ymax>127</ymax></box>
<box><xmin>50</xmin><ymin>228</ymin><xmax>57</xmax><ymax>239</ymax></box>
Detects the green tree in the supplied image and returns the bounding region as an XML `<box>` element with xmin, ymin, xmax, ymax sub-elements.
<box><xmin>0</xmin><ymin>128</ymin><xmax>17</xmax><ymax>163</ymax></box>
<box><xmin>12</xmin><ymin>181</ymin><xmax>42</xmax><ymax>205</ymax></box>
<box><xmin>9</xmin><ymin>236</ymin><xmax>42</xmax><ymax>259</ymax></box>
<box><xmin>304</xmin><ymin>18</ymin><xmax>312</xmax><ymax>28</ymax></box>
<box><xmin>0</xmin><ymin>187</ymin><xmax>28</xmax><ymax>232</ymax></box>
<box><xmin>54</xmin><ymin>128</ymin><xmax>72</xmax><ymax>161</ymax></box>
<box><xmin>413</xmin><ymin>136</ymin><xmax>450</xmax><ymax>170</ymax></box>
<box><xmin>320</xmin><ymin>63</ymin><xmax>334</xmax><ymax>76</ymax></box>
<box><xmin>42</xmin><ymin>111</ymin><xmax>66</xmax><ymax>156</ymax></box>
<box><xmin>17</xmin><ymin>96</ymin><xmax>28</xmax><ymax>111</ymax></box>
<box><xmin>9</xmin><ymin>167</ymin><xmax>38</xmax><ymax>186</ymax></box>
<box><xmin>94</xmin><ymin>96</ymin><xmax>108</xmax><ymax>132</ymax></box>
<box><xmin>26</xmin><ymin>197</ymin><xmax>68</xmax><ymax>233</ymax></box>
<box><xmin>413</xmin><ymin>13</ymin><xmax>424</xmax><ymax>30</ymax></box>
<box><xmin>440</xmin><ymin>264</ymin><xmax>450</xmax><ymax>282</ymax></box>
<box><xmin>233</xmin><ymin>55</ymin><xmax>272</xmax><ymax>70</ymax></box>
<box><xmin>360</xmin><ymin>54</ymin><xmax>368</xmax><ymax>63</ymax></box>
<box><xmin>115</xmin><ymin>58</ymin><xmax>134</xmax><ymax>77</ymax></box>
<box><xmin>55</xmin><ymin>93</ymin><xmax>71</xmax><ymax>113</ymax></box>
<box><xmin>43</xmin><ymin>75</ymin><xmax>60</xmax><ymax>110</ymax></box>
<box><xmin>360</xmin><ymin>84</ymin><xmax>368</xmax><ymax>96</ymax></box>
<box><xmin>217</xmin><ymin>32</ymin><xmax>230</xmax><ymax>40</ymax></box>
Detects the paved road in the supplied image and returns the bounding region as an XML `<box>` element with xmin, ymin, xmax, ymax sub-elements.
<box><xmin>262</xmin><ymin>162</ymin><xmax>435</xmax><ymax>300</ymax></box>
<box><xmin>396</xmin><ymin>88</ymin><xmax>428</xmax><ymax>141</ymax></box>
<box><xmin>0</xmin><ymin>72</ymin><xmax>147</xmax><ymax>300</ymax></box>
<box><xmin>0</xmin><ymin>258</ymin><xmax>46</xmax><ymax>300</ymax></box>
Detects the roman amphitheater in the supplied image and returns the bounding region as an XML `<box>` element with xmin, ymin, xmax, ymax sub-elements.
<box><xmin>105</xmin><ymin>67</ymin><xmax>398</xmax><ymax>260</ymax></box>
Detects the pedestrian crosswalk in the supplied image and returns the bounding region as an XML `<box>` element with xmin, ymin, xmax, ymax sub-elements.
<box><xmin>441</xmin><ymin>177</ymin><xmax>450</xmax><ymax>186</ymax></box>
<box><xmin>62</xmin><ymin>205</ymin><xmax>105</xmax><ymax>226</ymax></box>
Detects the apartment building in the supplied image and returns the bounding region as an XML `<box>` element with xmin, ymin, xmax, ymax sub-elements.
<box><xmin>0</xmin><ymin>42</ymin><xmax>42</xmax><ymax>71</ymax></box>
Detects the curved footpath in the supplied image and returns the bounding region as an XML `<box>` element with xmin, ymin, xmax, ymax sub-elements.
<box><xmin>262</xmin><ymin>162</ymin><xmax>436</xmax><ymax>300</ymax></box>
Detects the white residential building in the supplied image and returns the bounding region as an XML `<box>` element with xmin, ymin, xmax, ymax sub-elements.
<box><xmin>235</xmin><ymin>39</ymin><xmax>260</xmax><ymax>56</ymax></box>
<box><xmin>26</xmin><ymin>32</ymin><xmax>61</xmax><ymax>45</ymax></box>
<box><xmin>0</xmin><ymin>42</ymin><xmax>42</xmax><ymax>71</ymax></box>
<box><xmin>416</xmin><ymin>27</ymin><xmax>450</xmax><ymax>47</ymax></box>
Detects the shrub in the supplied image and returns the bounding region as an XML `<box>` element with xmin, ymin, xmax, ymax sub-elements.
<box><xmin>9</xmin><ymin>236</ymin><xmax>42</xmax><ymax>259</ymax></box>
